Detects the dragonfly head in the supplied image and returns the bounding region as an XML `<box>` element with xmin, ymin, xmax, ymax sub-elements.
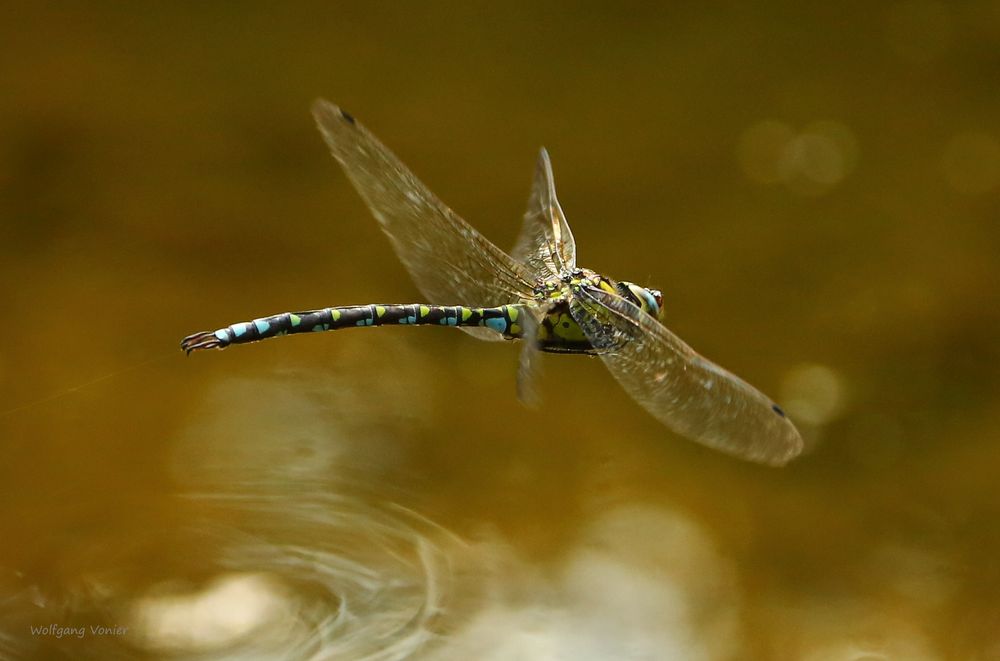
<box><xmin>617</xmin><ymin>281</ymin><xmax>665</xmax><ymax>321</ymax></box>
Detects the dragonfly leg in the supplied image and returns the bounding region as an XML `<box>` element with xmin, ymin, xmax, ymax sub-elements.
<box><xmin>181</xmin><ymin>330</ymin><xmax>228</xmax><ymax>354</ymax></box>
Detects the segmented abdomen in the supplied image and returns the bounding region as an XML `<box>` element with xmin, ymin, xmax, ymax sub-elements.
<box><xmin>181</xmin><ymin>304</ymin><xmax>525</xmax><ymax>353</ymax></box>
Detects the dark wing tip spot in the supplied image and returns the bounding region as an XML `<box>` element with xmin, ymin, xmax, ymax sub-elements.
<box><xmin>339</xmin><ymin>109</ymin><xmax>356</xmax><ymax>125</ymax></box>
<box><xmin>771</xmin><ymin>404</ymin><xmax>786</xmax><ymax>417</ymax></box>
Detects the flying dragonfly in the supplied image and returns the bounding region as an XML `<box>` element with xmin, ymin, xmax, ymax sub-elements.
<box><xmin>182</xmin><ymin>100</ymin><xmax>803</xmax><ymax>466</ymax></box>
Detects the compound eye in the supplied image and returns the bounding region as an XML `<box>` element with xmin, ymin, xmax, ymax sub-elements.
<box><xmin>622</xmin><ymin>283</ymin><xmax>659</xmax><ymax>318</ymax></box>
<box><xmin>650</xmin><ymin>289</ymin><xmax>664</xmax><ymax>315</ymax></box>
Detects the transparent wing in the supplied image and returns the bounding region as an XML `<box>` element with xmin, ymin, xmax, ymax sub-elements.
<box><xmin>569</xmin><ymin>286</ymin><xmax>803</xmax><ymax>466</ymax></box>
<box><xmin>510</xmin><ymin>148</ymin><xmax>577</xmax><ymax>279</ymax></box>
<box><xmin>515</xmin><ymin>304</ymin><xmax>546</xmax><ymax>407</ymax></box>
<box><xmin>312</xmin><ymin>100</ymin><xmax>537</xmax><ymax>323</ymax></box>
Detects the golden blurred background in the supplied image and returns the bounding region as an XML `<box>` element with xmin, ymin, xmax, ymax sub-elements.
<box><xmin>1</xmin><ymin>2</ymin><xmax>999</xmax><ymax>659</ymax></box>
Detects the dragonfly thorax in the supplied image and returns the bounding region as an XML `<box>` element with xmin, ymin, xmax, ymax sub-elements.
<box><xmin>529</xmin><ymin>269</ymin><xmax>665</xmax><ymax>354</ymax></box>
<box><xmin>534</xmin><ymin>268</ymin><xmax>663</xmax><ymax>321</ymax></box>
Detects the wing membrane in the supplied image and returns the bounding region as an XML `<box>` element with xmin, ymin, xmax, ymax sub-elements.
<box><xmin>313</xmin><ymin>100</ymin><xmax>536</xmax><ymax>322</ymax></box>
<box><xmin>510</xmin><ymin>148</ymin><xmax>576</xmax><ymax>279</ymax></box>
<box><xmin>570</xmin><ymin>286</ymin><xmax>803</xmax><ymax>465</ymax></box>
<box><xmin>514</xmin><ymin>304</ymin><xmax>547</xmax><ymax>407</ymax></box>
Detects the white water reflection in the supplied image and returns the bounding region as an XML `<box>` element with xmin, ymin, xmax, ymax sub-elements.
<box><xmin>131</xmin><ymin>573</ymin><xmax>292</xmax><ymax>654</ymax></box>
<box><xmin>128</xmin><ymin>491</ymin><xmax>462</xmax><ymax>660</ymax></box>
<box><xmin>0</xmin><ymin>364</ymin><xmax>963</xmax><ymax>659</ymax></box>
<box><xmin>128</xmin><ymin>372</ymin><xmax>471</xmax><ymax>660</ymax></box>
<box><xmin>430</xmin><ymin>506</ymin><xmax>739</xmax><ymax>661</ymax></box>
<box><xmin>132</xmin><ymin>371</ymin><xmax>746</xmax><ymax>660</ymax></box>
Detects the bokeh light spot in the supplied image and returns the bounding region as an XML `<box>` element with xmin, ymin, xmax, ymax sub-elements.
<box><xmin>738</xmin><ymin>120</ymin><xmax>857</xmax><ymax>195</ymax></box>
<box><xmin>780</xmin><ymin>363</ymin><xmax>848</xmax><ymax>426</ymax></box>
<box><xmin>782</xmin><ymin>133</ymin><xmax>844</xmax><ymax>187</ymax></box>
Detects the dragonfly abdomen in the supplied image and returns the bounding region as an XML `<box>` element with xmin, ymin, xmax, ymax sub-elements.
<box><xmin>181</xmin><ymin>304</ymin><xmax>526</xmax><ymax>353</ymax></box>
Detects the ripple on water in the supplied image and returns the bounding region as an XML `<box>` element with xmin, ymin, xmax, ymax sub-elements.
<box><xmin>128</xmin><ymin>493</ymin><xmax>464</xmax><ymax>660</ymax></box>
<box><xmin>127</xmin><ymin>371</ymin><xmax>472</xmax><ymax>659</ymax></box>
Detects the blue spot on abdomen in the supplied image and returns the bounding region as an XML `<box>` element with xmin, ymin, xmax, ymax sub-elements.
<box><xmin>485</xmin><ymin>318</ymin><xmax>507</xmax><ymax>333</ymax></box>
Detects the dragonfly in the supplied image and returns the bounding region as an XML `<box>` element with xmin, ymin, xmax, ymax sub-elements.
<box><xmin>182</xmin><ymin>100</ymin><xmax>803</xmax><ymax>466</ymax></box>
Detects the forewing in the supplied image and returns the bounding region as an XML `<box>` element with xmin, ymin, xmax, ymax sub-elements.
<box><xmin>570</xmin><ymin>286</ymin><xmax>803</xmax><ymax>466</ymax></box>
<box><xmin>313</xmin><ymin>100</ymin><xmax>536</xmax><ymax>318</ymax></box>
<box><xmin>510</xmin><ymin>148</ymin><xmax>577</xmax><ymax>278</ymax></box>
